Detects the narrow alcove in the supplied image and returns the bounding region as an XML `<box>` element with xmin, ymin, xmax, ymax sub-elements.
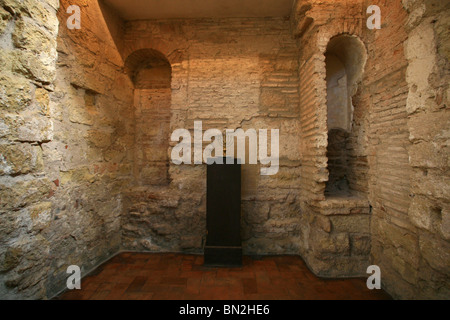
<box><xmin>324</xmin><ymin>35</ymin><xmax>367</xmax><ymax>198</ymax></box>
<box><xmin>125</xmin><ymin>49</ymin><xmax>172</xmax><ymax>186</ymax></box>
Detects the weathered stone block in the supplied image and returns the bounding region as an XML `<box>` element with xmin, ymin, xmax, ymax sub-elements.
<box><xmin>159</xmin><ymin>197</ymin><xmax>181</xmax><ymax>209</ymax></box>
<box><xmin>313</xmin><ymin>197</ymin><xmax>370</xmax><ymax>215</ymax></box>
<box><xmin>330</xmin><ymin>215</ymin><xmax>370</xmax><ymax>234</ymax></box>
<box><xmin>260</xmin><ymin>89</ymin><xmax>287</xmax><ymax>108</ymax></box>
<box><xmin>139</xmin><ymin>238</ymin><xmax>160</xmax><ymax>251</ymax></box>
<box><xmin>314</xmin><ymin>214</ymin><xmax>331</xmax><ymax>233</ymax></box>
<box><xmin>1</xmin><ymin>0</ymin><xmax>58</xmax><ymax>16</ymax></box>
<box><xmin>143</xmin><ymin>147</ymin><xmax>168</xmax><ymax>162</ymax></box>
<box><xmin>405</xmin><ymin>19</ymin><xmax>436</xmax><ymax>114</ymax></box>
<box><xmin>16</xmin><ymin>115</ymin><xmax>53</xmax><ymax>142</ymax></box>
<box><xmin>305</xmin><ymin>252</ymin><xmax>369</xmax><ymax>278</ymax></box>
<box><xmin>140</xmin><ymin>166</ymin><xmax>169</xmax><ymax>185</ymax></box>
<box><xmin>376</xmin><ymin>219</ymin><xmax>420</xmax><ymax>265</ymax></box>
<box><xmin>408</xmin><ymin>112</ymin><xmax>450</xmax><ymax>143</ymax></box>
<box><xmin>180</xmin><ymin>235</ymin><xmax>202</xmax><ymax>249</ymax></box>
<box><xmin>13</xmin><ymin>50</ymin><xmax>57</xmax><ymax>84</ymax></box>
<box><xmin>0</xmin><ymin>178</ymin><xmax>52</xmax><ymax>210</ymax></box>
<box><xmin>23</xmin><ymin>0</ymin><xmax>59</xmax><ymax>35</ymax></box>
<box><xmin>311</xmin><ymin>229</ymin><xmax>350</xmax><ymax>256</ymax></box>
<box><xmin>408</xmin><ymin>196</ymin><xmax>435</xmax><ymax>230</ymax></box>
<box><xmin>409</xmin><ymin>142</ymin><xmax>447</xmax><ymax>169</ymax></box>
<box><xmin>0</xmin><ymin>116</ymin><xmax>9</xmax><ymax>139</ymax></box>
<box><xmin>0</xmin><ymin>6</ymin><xmax>12</xmax><ymax>35</ymax></box>
<box><xmin>151</xmin><ymin>222</ymin><xmax>175</xmax><ymax>236</ymax></box>
<box><xmin>0</xmin><ymin>49</ymin><xmax>15</xmax><ymax>74</ymax></box>
<box><xmin>0</xmin><ymin>210</ymin><xmax>22</xmax><ymax>242</ymax></box>
<box><xmin>86</xmin><ymin>130</ymin><xmax>112</xmax><ymax>148</ymax></box>
<box><xmin>0</xmin><ymin>247</ymin><xmax>22</xmax><ymax>273</ymax></box>
<box><xmin>0</xmin><ymin>144</ymin><xmax>43</xmax><ymax>175</ymax></box>
<box><xmin>27</xmin><ymin>202</ymin><xmax>52</xmax><ymax>232</ymax></box>
<box><xmin>0</xmin><ymin>73</ymin><xmax>32</xmax><ymax>111</ymax></box>
<box><xmin>60</xmin><ymin>168</ymin><xmax>95</xmax><ymax>185</ymax></box>
<box><xmin>441</xmin><ymin>206</ymin><xmax>450</xmax><ymax>240</ymax></box>
<box><xmin>419</xmin><ymin>235</ymin><xmax>450</xmax><ymax>274</ymax></box>
<box><xmin>390</xmin><ymin>249</ymin><xmax>419</xmax><ymax>285</ymax></box>
<box><xmin>350</xmin><ymin>234</ymin><xmax>371</xmax><ymax>256</ymax></box>
<box><xmin>243</xmin><ymin>201</ymin><xmax>270</xmax><ymax>224</ymax></box>
<box><xmin>12</xmin><ymin>19</ymin><xmax>55</xmax><ymax>53</ymax></box>
<box><xmin>34</xmin><ymin>88</ymin><xmax>50</xmax><ymax>116</ymax></box>
<box><xmin>68</xmin><ymin>102</ymin><xmax>95</xmax><ymax>126</ymax></box>
<box><xmin>244</xmin><ymin>237</ymin><xmax>300</xmax><ymax>255</ymax></box>
<box><xmin>411</xmin><ymin>169</ymin><xmax>450</xmax><ymax>200</ymax></box>
<box><xmin>435</xmin><ymin>10</ymin><xmax>450</xmax><ymax>61</ymax></box>
<box><xmin>264</xmin><ymin>218</ymin><xmax>301</xmax><ymax>234</ymax></box>
<box><xmin>1</xmin><ymin>233</ymin><xmax>50</xmax><ymax>299</ymax></box>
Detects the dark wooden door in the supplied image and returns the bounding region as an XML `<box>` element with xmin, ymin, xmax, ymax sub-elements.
<box><xmin>204</xmin><ymin>157</ymin><xmax>242</xmax><ymax>267</ymax></box>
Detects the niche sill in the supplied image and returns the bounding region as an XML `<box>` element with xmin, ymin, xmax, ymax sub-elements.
<box><xmin>313</xmin><ymin>194</ymin><xmax>370</xmax><ymax>216</ymax></box>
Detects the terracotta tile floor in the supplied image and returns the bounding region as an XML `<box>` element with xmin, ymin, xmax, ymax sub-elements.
<box><xmin>56</xmin><ymin>252</ymin><xmax>392</xmax><ymax>300</ymax></box>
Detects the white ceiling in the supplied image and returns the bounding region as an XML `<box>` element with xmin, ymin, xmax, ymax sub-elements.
<box><xmin>101</xmin><ymin>0</ymin><xmax>295</xmax><ymax>20</ymax></box>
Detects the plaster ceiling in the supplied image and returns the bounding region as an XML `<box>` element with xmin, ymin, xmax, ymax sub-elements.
<box><xmin>101</xmin><ymin>0</ymin><xmax>295</xmax><ymax>20</ymax></box>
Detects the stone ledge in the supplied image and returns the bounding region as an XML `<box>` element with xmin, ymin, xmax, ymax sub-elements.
<box><xmin>308</xmin><ymin>195</ymin><xmax>370</xmax><ymax>216</ymax></box>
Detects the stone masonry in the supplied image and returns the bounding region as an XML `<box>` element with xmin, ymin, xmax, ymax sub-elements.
<box><xmin>0</xmin><ymin>0</ymin><xmax>448</xmax><ymax>299</ymax></box>
<box><xmin>121</xmin><ymin>17</ymin><xmax>302</xmax><ymax>256</ymax></box>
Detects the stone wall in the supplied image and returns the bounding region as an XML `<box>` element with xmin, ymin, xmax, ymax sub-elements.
<box><xmin>121</xmin><ymin>18</ymin><xmax>302</xmax><ymax>256</ymax></box>
<box><xmin>45</xmin><ymin>0</ymin><xmax>135</xmax><ymax>298</ymax></box>
<box><xmin>364</xmin><ymin>0</ymin><xmax>449</xmax><ymax>300</ymax></box>
<box><xmin>392</xmin><ymin>0</ymin><xmax>449</xmax><ymax>299</ymax></box>
<box><xmin>0</xmin><ymin>0</ymin><xmax>448</xmax><ymax>301</ymax></box>
<box><xmin>362</xmin><ymin>0</ymin><xmax>415</xmax><ymax>299</ymax></box>
<box><xmin>0</xmin><ymin>0</ymin><xmax>134</xmax><ymax>299</ymax></box>
<box><xmin>1</xmin><ymin>0</ymin><xmax>60</xmax><ymax>299</ymax></box>
<box><xmin>292</xmin><ymin>0</ymin><xmax>449</xmax><ymax>298</ymax></box>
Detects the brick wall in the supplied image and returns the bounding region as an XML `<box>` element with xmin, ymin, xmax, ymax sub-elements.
<box><xmin>293</xmin><ymin>0</ymin><xmax>449</xmax><ymax>298</ymax></box>
<box><xmin>121</xmin><ymin>17</ymin><xmax>302</xmax><ymax>255</ymax></box>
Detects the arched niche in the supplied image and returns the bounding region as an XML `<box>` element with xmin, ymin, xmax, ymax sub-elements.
<box><xmin>125</xmin><ymin>49</ymin><xmax>172</xmax><ymax>89</ymax></box>
<box><xmin>325</xmin><ymin>35</ymin><xmax>367</xmax><ymax>197</ymax></box>
<box><xmin>125</xmin><ymin>49</ymin><xmax>172</xmax><ymax>186</ymax></box>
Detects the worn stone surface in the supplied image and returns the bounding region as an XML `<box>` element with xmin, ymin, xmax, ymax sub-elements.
<box><xmin>0</xmin><ymin>0</ymin><xmax>449</xmax><ymax>301</ymax></box>
<box><xmin>0</xmin><ymin>0</ymin><xmax>132</xmax><ymax>300</ymax></box>
<box><xmin>0</xmin><ymin>144</ymin><xmax>43</xmax><ymax>175</ymax></box>
<box><xmin>401</xmin><ymin>0</ymin><xmax>450</xmax><ymax>300</ymax></box>
<box><xmin>0</xmin><ymin>6</ymin><xmax>12</xmax><ymax>35</ymax></box>
<box><xmin>0</xmin><ymin>73</ymin><xmax>32</xmax><ymax>111</ymax></box>
<box><xmin>293</xmin><ymin>0</ymin><xmax>449</xmax><ymax>297</ymax></box>
<box><xmin>120</xmin><ymin>17</ymin><xmax>302</xmax><ymax>256</ymax></box>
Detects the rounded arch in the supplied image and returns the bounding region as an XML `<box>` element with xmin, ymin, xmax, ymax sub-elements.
<box><xmin>325</xmin><ymin>34</ymin><xmax>367</xmax><ymax>133</ymax></box>
<box><xmin>126</xmin><ymin>48</ymin><xmax>173</xmax><ymax>186</ymax></box>
<box><xmin>326</xmin><ymin>34</ymin><xmax>367</xmax><ymax>97</ymax></box>
<box><xmin>124</xmin><ymin>49</ymin><xmax>172</xmax><ymax>89</ymax></box>
<box><xmin>122</xmin><ymin>38</ymin><xmax>184</xmax><ymax>67</ymax></box>
<box><xmin>324</xmin><ymin>34</ymin><xmax>368</xmax><ymax>197</ymax></box>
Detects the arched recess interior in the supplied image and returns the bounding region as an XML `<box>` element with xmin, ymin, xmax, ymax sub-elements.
<box><xmin>125</xmin><ymin>49</ymin><xmax>172</xmax><ymax>186</ymax></box>
<box><xmin>325</xmin><ymin>35</ymin><xmax>367</xmax><ymax>197</ymax></box>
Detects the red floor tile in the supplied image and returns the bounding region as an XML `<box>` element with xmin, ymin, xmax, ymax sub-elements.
<box><xmin>55</xmin><ymin>252</ymin><xmax>392</xmax><ymax>300</ymax></box>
